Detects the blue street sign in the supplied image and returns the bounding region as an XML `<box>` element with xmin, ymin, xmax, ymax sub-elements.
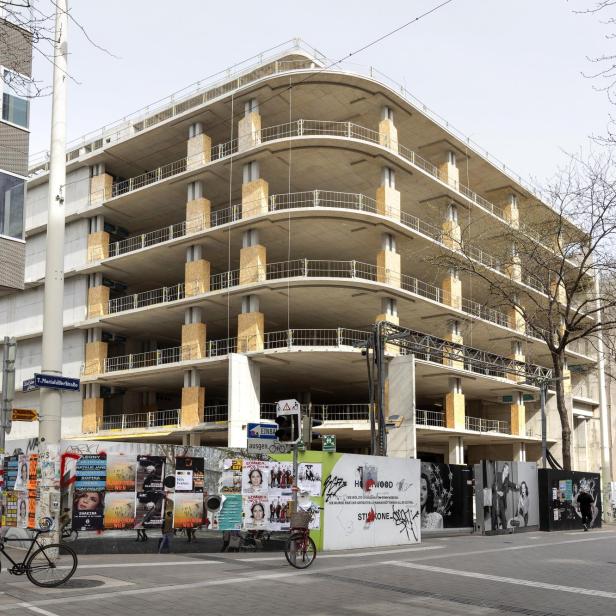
<box><xmin>22</xmin><ymin>378</ymin><xmax>38</xmax><ymax>393</ymax></box>
<box><xmin>34</xmin><ymin>373</ymin><xmax>81</xmax><ymax>392</ymax></box>
<box><xmin>247</xmin><ymin>422</ymin><xmax>277</xmax><ymax>440</ymax></box>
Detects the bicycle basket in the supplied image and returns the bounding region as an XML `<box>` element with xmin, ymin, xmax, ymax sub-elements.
<box><xmin>289</xmin><ymin>510</ymin><xmax>312</xmax><ymax>529</ymax></box>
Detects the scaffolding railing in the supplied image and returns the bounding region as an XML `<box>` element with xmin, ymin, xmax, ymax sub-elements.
<box><xmin>415</xmin><ymin>409</ymin><xmax>445</xmax><ymax>427</ymax></box>
<box><xmin>465</xmin><ymin>415</ymin><xmax>511</xmax><ymax>435</ymax></box>
<box><xmin>94</xmin><ymin>409</ymin><xmax>182</xmax><ymax>432</ymax></box>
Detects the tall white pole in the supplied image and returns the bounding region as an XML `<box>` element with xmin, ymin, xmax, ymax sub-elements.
<box><xmin>39</xmin><ymin>0</ymin><xmax>68</xmax><ymax>535</ymax></box>
<box><xmin>595</xmin><ymin>273</ymin><xmax>612</xmax><ymax>522</ymax></box>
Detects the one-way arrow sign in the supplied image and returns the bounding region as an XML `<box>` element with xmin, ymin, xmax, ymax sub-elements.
<box><xmin>247</xmin><ymin>422</ymin><xmax>277</xmax><ymax>440</ymax></box>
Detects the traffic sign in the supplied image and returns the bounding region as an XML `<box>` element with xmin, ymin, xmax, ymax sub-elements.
<box><xmin>34</xmin><ymin>373</ymin><xmax>80</xmax><ymax>391</ymax></box>
<box><xmin>322</xmin><ymin>434</ymin><xmax>336</xmax><ymax>453</ymax></box>
<box><xmin>247</xmin><ymin>422</ymin><xmax>277</xmax><ymax>440</ymax></box>
<box><xmin>276</xmin><ymin>399</ymin><xmax>300</xmax><ymax>416</ymax></box>
<box><xmin>11</xmin><ymin>408</ymin><xmax>38</xmax><ymax>422</ymax></box>
<box><xmin>22</xmin><ymin>378</ymin><xmax>38</xmax><ymax>393</ymax></box>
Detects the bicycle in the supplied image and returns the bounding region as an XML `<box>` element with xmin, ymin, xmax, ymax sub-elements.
<box><xmin>0</xmin><ymin>522</ymin><xmax>78</xmax><ymax>587</ymax></box>
<box><xmin>284</xmin><ymin>509</ymin><xmax>316</xmax><ymax>569</ymax></box>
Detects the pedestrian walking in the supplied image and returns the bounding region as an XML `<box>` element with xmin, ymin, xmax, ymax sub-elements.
<box><xmin>158</xmin><ymin>511</ymin><xmax>174</xmax><ymax>553</ymax></box>
<box><xmin>577</xmin><ymin>487</ymin><xmax>594</xmax><ymax>531</ymax></box>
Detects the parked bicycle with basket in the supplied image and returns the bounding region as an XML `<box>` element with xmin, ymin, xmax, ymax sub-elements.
<box><xmin>0</xmin><ymin>518</ymin><xmax>78</xmax><ymax>587</ymax></box>
<box><xmin>284</xmin><ymin>507</ymin><xmax>317</xmax><ymax>568</ymax></box>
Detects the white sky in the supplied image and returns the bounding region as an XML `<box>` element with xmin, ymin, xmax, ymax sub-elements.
<box><xmin>29</xmin><ymin>0</ymin><xmax>615</xmax><ymax>187</ymax></box>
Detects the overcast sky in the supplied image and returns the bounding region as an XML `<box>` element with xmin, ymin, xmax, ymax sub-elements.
<box><xmin>28</xmin><ymin>0</ymin><xmax>615</xmax><ymax>187</ymax></box>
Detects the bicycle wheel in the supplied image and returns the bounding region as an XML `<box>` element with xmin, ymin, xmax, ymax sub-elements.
<box><xmin>26</xmin><ymin>543</ymin><xmax>78</xmax><ymax>587</ymax></box>
<box><xmin>284</xmin><ymin>533</ymin><xmax>316</xmax><ymax>569</ymax></box>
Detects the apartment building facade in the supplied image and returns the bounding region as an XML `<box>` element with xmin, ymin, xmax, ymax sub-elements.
<box><xmin>1</xmin><ymin>41</ymin><xmax>607</xmax><ymax>473</ymax></box>
<box><xmin>0</xmin><ymin>17</ymin><xmax>31</xmax><ymax>295</ymax></box>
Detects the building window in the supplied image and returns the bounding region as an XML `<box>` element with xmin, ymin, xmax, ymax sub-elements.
<box><xmin>2</xmin><ymin>69</ymin><xmax>29</xmax><ymax>128</ymax></box>
<box><xmin>0</xmin><ymin>172</ymin><xmax>24</xmax><ymax>239</ymax></box>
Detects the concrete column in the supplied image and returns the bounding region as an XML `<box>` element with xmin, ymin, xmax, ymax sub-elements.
<box><xmin>82</xmin><ymin>383</ymin><xmax>102</xmax><ymax>434</ymax></box>
<box><xmin>437</xmin><ymin>150</ymin><xmax>459</xmax><ymax>191</ymax></box>
<box><xmin>376</xmin><ymin>233</ymin><xmax>401</xmax><ymax>287</ymax></box>
<box><xmin>445</xmin><ymin>377</ymin><xmax>465</xmax><ymax>430</ymax></box>
<box><xmin>508</xmin><ymin>340</ymin><xmax>525</xmax><ymax>383</ymax></box>
<box><xmin>376</xmin><ymin>298</ymin><xmax>399</xmax><ymax>355</ymax></box>
<box><xmin>238</xmin><ymin>99</ymin><xmax>262</xmax><ymax>152</ymax></box>
<box><xmin>181</xmin><ymin>306</ymin><xmax>206</xmax><ymax>360</ymax></box>
<box><xmin>87</xmin><ymin>273</ymin><xmax>109</xmax><ymax>319</ymax></box>
<box><xmin>441</xmin><ymin>202</ymin><xmax>461</xmax><ymax>251</ymax></box>
<box><xmin>378</xmin><ymin>105</ymin><xmax>398</xmax><ymax>152</ymax></box>
<box><xmin>503</xmin><ymin>193</ymin><xmax>519</xmax><ymax>229</ymax></box>
<box><xmin>444</xmin><ymin>319</ymin><xmax>464</xmax><ymax>369</ymax></box>
<box><xmin>562</xmin><ymin>357</ymin><xmax>572</xmax><ymax>395</ymax></box>
<box><xmin>510</xmin><ymin>391</ymin><xmax>526</xmax><ymax>436</ymax></box>
<box><xmin>186</xmin><ymin>180</ymin><xmax>211</xmax><ymax>233</ymax></box>
<box><xmin>513</xmin><ymin>441</ymin><xmax>527</xmax><ymax>462</ymax></box>
<box><xmin>551</xmin><ymin>278</ymin><xmax>567</xmax><ymax>305</ymax></box>
<box><xmin>242</xmin><ymin>161</ymin><xmax>269</xmax><ymax>218</ymax></box>
<box><xmin>89</xmin><ymin>163</ymin><xmax>113</xmax><ymax>205</ymax></box>
<box><xmin>185</xmin><ymin>244</ymin><xmax>210</xmax><ymax>296</ymax></box>
<box><xmin>238</xmin><ymin>294</ymin><xmax>264</xmax><ymax>352</ymax></box>
<box><xmin>239</xmin><ymin>228</ymin><xmax>266</xmax><ymax>285</ymax></box>
<box><xmin>448</xmin><ymin>436</ymin><xmax>464</xmax><ymax>464</ymax></box>
<box><xmin>186</xmin><ymin>122</ymin><xmax>212</xmax><ymax>171</ymax></box>
<box><xmin>386</xmin><ymin>355</ymin><xmax>416</xmax><ymax>458</ymax></box>
<box><xmin>508</xmin><ymin>293</ymin><xmax>526</xmax><ymax>334</ymax></box>
<box><xmin>87</xmin><ymin>215</ymin><xmax>109</xmax><ymax>261</ymax></box>
<box><xmin>441</xmin><ymin>267</ymin><xmax>462</xmax><ymax>310</ymax></box>
<box><xmin>84</xmin><ymin>327</ymin><xmax>107</xmax><ymax>375</ymax></box>
<box><xmin>227</xmin><ymin>353</ymin><xmax>261</xmax><ymax>447</ymax></box>
<box><xmin>505</xmin><ymin>243</ymin><xmax>522</xmax><ymax>282</ymax></box>
<box><xmin>376</xmin><ymin>167</ymin><xmax>401</xmax><ymax>221</ymax></box>
<box><xmin>181</xmin><ymin>368</ymin><xmax>204</xmax><ymax>429</ymax></box>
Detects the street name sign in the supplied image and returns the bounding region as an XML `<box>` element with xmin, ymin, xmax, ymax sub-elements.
<box><xmin>22</xmin><ymin>378</ymin><xmax>38</xmax><ymax>393</ymax></box>
<box><xmin>34</xmin><ymin>374</ymin><xmax>80</xmax><ymax>391</ymax></box>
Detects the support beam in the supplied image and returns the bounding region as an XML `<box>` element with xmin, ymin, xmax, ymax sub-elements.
<box><xmin>445</xmin><ymin>377</ymin><xmax>465</xmax><ymax>430</ymax></box>
<box><xmin>238</xmin><ymin>295</ymin><xmax>264</xmax><ymax>352</ymax></box>
<box><xmin>186</xmin><ymin>180</ymin><xmax>211</xmax><ymax>233</ymax></box>
<box><xmin>376</xmin><ymin>233</ymin><xmax>401</xmax><ymax>287</ymax></box>
<box><xmin>444</xmin><ymin>319</ymin><xmax>464</xmax><ymax>369</ymax></box>
<box><xmin>441</xmin><ymin>202</ymin><xmax>461</xmax><ymax>251</ymax></box>
<box><xmin>448</xmin><ymin>436</ymin><xmax>464</xmax><ymax>464</ymax></box>
<box><xmin>386</xmin><ymin>355</ymin><xmax>416</xmax><ymax>458</ymax></box>
<box><xmin>181</xmin><ymin>306</ymin><xmax>206</xmax><ymax>360</ymax></box>
<box><xmin>378</xmin><ymin>105</ymin><xmax>398</xmax><ymax>152</ymax></box>
<box><xmin>441</xmin><ymin>267</ymin><xmax>462</xmax><ymax>310</ymax></box>
<box><xmin>437</xmin><ymin>150</ymin><xmax>459</xmax><ymax>191</ymax></box>
<box><xmin>239</xmin><ymin>228</ymin><xmax>266</xmax><ymax>285</ymax></box>
<box><xmin>89</xmin><ymin>164</ymin><xmax>113</xmax><ymax>205</ymax></box>
<box><xmin>181</xmin><ymin>368</ymin><xmax>204</xmax><ymax>428</ymax></box>
<box><xmin>238</xmin><ymin>99</ymin><xmax>261</xmax><ymax>152</ymax></box>
<box><xmin>186</xmin><ymin>122</ymin><xmax>211</xmax><ymax>171</ymax></box>
<box><xmin>510</xmin><ymin>391</ymin><xmax>526</xmax><ymax>436</ymax></box>
<box><xmin>185</xmin><ymin>244</ymin><xmax>210</xmax><ymax>296</ymax></box>
<box><xmin>376</xmin><ymin>167</ymin><xmax>400</xmax><ymax>221</ymax></box>
<box><xmin>242</xmin><ymin>161</ymin><xmax>268</xmax><ymax>218</ymax></box>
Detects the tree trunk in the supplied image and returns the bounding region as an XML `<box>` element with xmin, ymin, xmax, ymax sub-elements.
<box><xmin>552</xmin><ymin>352</ymin><xmax>572</xmax><ymax>470</ymax></box>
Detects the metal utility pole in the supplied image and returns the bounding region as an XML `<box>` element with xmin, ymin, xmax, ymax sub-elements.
<box><xmin>39</xmin><ymin>0</ymin><xmax>68</xmax><ymax>535</ymax></box>
<box><xmin>540</xmin><ymin>381</ymin><xmax>547</xmax><ymax>469</ymax></box>
<box><xmin>594</xmin><ymin>273</ymin><xmax>612</xmax><ymax>521</ymax></box>
<box><xmin>1</xmin><ymin>337</ymin><xmax>16</xmax><ymax>452</ymax></box>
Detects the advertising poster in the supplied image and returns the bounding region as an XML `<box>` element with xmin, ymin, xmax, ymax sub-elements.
<box><xmin>242</xmin><ymin>460</ymin><xmax>270</xmax><ymax>495</ymax></box>
<box><xmin>220</xmin><ymin>459</ymin><xmax>242</xmax><ymax>494</ymax></box>
<box><xmin>0</xmin><ymin>454</ymin><xmax>4</xmax><ymax>491</ymax></box>
<box><xmin>474</xmin><ymin>461</ymin><xmax>539</xmax><ymax>534</ymax></box>
<box><xmin>103</xmin><ymin>492</ymin><xmax>135</xmax><ymax>529</ymax></box>
<box><xmin>175</xmin><ymin>457</ymin><xmax>205</xmax><ymax>493</ymax></box>
<box><xmin>136</xmin><ymin>455</ymin><xmax>165</xmax><ymax>493</ymax></box>
<box><xmin>16</xmin><ymin>492</ymin><xmax>28</xmax><ymax>528</ymax></box>
<box><xmin>420</xmin><ymin>462</ymin><xmax>473</xmax><ymax>530</ymax></box>
<box><xmin>27</xmin><ymin>490</ymin><xmax>37</xmax><ymax>529</ymax></box>
<box><xmin>106</xmin><ymin>455</ymin><xmax>136</xmax><ymax>492</ymax></box>
<box><xmin>269</xmin><ymin>461</ymin><xmax>294</xmax><ymax>493</ymax></box>
<box><xmin>72</xmin><ymin>490</ymin><xmax>105</xmax><ymax>531</ymax></box>
<box><xmin>173</xmin><ymin>492</ymin><xmax>203</xmax><ymax>529</ymax></box>
<box><xmin>27</xmin><ymin>454</ymin><xmax>38</xmax><ymax>490</ymax></box>
<box><xmin>14</xmin><ymin>455</ymin><xmax>28</xmax><ymax>491</ymax></box>
<box><xmin>75</xmin><ymin>453</ymin><xmax>107</xmax><ymax>490</ymax></box>
<box><xmin>39</xmin><ymin>446</ymin><xmax>60</xmax><ymax>488</ymax></box>
<box><xmin>214</xmin><ymin>494</ymin><xmax>242</xmax><ymax>531</ymax></box>
<box><xmin>4</xmin><ymin>492</ymin><xmax>17</xmax><ymax>526</ymax></box>
<box><xmin>298</xmin><ymin>463</ymin><xmax>322</xmax><ymax>496</ymax></box>
<box><xmin>539</xmin><ymin>470</ymin><xmax>602</xmax><ymax>531</ymax></box>
<box><xmin>268</xmin><ymin>494</ymin><xmax>292</xmax><ymax>530</ymax></box>
<box><xmin>135</xmin><ymin>491</ymin><xmax>165</xmax><ymax>529</ymax></box>
<box><xmin>322</xmin><ymin>453</ymin><xmax>421</xmax><ymax>550</ymax></box>
<box><xmin>243</xmin><ymin>494</ymin><xmax>269</xmax><ymax>530</ymax></box>
<box><xmin>5</xmin><ymin>456</ymin><xmax>18</xmax><ymax>490</ymax></box>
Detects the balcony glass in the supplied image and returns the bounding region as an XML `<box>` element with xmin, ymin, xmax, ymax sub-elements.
<box><xmin>0</xmin><ymin>172</ymin><xmax>24</xmax><ymax>239</ymax></box>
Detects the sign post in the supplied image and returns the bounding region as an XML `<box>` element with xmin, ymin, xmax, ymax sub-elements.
<box><xmin>1</xmin><ymin>337</ymin><xmax>16</xmax><ymax>452</ymax></box>
<box><xmin>276</xmin><ymin>399</ymin><xmax>301</xmax><ymax>510</ymax></box>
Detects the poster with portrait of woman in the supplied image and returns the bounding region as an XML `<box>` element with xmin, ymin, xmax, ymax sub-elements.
<box><xmin>72</xmin><ymin>490</ymin><xmax>105</xmax><ymax>531</ymax></box>
<box><xmin>136</xmin><ymin>455</ymin><xmax>165</xmax><ymax>493</ymax></box>
<box><xmin>16</xmin><ymin>492</ymin><xmax>28</xmax><ymax>528</ymax></box>
<box><xmin>243</xmin><ymin>494</ymin><xmax>268</xmax><ymax>530</ymax></box>
<box><xmin>420</xmin><ymin>462</ymin><xmax>473</xmax><ymax>530</ymax></box>
<box><xmin>14</xmin><ymin>455</ymin><xmax>28</xmax><ymax>492</ymax></box>
<box><xmin>173</xmin><ymin>492</ymin><xmax>204</xmax><ymax>529</ymax></box>
<box><xmin>242</xmin><ymin>460</ymin><xmax>270</xmax><ymax>495</ymax></box>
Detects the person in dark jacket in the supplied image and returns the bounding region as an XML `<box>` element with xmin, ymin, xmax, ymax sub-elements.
<box><xmin>577</xmin><ymin>488</ymin><xmax>594</xmax><ymax>531</ymax></box>
<box><xmin>491</xmin><ymin>463</ymin><xmax>518</xmax><ymax>532</ymax></box>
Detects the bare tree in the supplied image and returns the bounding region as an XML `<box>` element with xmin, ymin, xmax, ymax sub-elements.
<box><xmin>430</xmin><ymin>152</ymin><xmax>616</xmax><ymax>469</ymax></box>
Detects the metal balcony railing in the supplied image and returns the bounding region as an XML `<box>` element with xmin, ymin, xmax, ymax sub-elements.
<box><xmin>93</xmin><ymin>409</ymin><xmax>182</xmax><ymax>433</ymax></box>
<box><xmin>415</xmin><ymin>409</ymin><xmax>445</xmax><ymax>427</ymax></box>
<box><xmin>465</xmin><ymin>415</ymin><xmax>511</xmax><ymax>435</ymax></box>
<box><xmin>88</xmin><ymin>119</ymin><xmax>511</xmax><ymax>227</ymax></box>
<box><xmin>87</xmin><ymin>325</ymin><xmax>551</xmax><ymax>384</ymax></box>
<box><xmin>206</xmin><ymin>403</ymin><xmax>371</xmax><ymax>423</ymax></box>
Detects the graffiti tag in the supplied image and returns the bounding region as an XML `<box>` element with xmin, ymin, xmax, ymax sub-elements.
<box><xmin>391</xmin><ymin>505</ymin><xmax>419</xmax><ymax>541</ymax></box>
<box><xmin>323</xmin><ymin>474</ymin><xmax>347</xmax><ymax>502</ymax></box>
